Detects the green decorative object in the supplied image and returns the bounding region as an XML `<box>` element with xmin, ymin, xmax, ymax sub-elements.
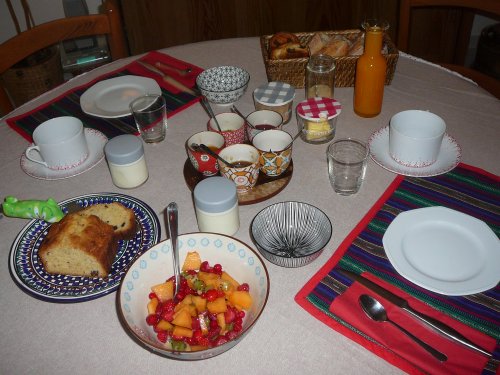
<box><xmin>2</xmin><ymin>196</ymin><xmax>64</xmax><ymax>223</ymax></box>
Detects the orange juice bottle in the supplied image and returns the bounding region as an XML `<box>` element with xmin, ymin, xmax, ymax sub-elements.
<box><xmin>354</xmin><ymin>20</ymin><xmax>389</xmax><ymax>117</ymax></box>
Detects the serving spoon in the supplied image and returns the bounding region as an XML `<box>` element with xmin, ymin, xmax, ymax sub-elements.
<box><xmin>166</xmin><ymin>202</ymin><xmax>180</xmax><ymax>299</ymax></box>
<box><xmin>359</xmin><ymin>294</ymin><xmax>447</xmax><ymax>362</ymax></box>
<box><xmin>191</xmin><ymin>143</ymin><xmax>237</xmax><ymax>168</ymax></box>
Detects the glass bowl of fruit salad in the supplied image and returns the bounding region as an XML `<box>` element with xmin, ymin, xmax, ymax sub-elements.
<box><xmin>118</xmin><ymin>232</ymin><xmax>270</xmax><ymax>360</ymax></box>
<box><xmin>250</xmin><ymin>201</ymin><xmax>332</xmax><ymax>267</ymax></box>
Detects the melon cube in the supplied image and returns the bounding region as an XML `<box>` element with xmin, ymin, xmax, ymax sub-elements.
<box><xmin>182</xmin><ymin>251</ymin><xmax>202</xmax><ymax>271</ymax></box>
<box><xmin>228</xmin><ymin>291</ymin><xmax>253</xmax><ymax>310</ymax></box>
<box><xmin>156</xmin><ymin>319</ymin><xmax>173</xmax><ymax>331</ymax></box>
<box><xmin>147</xmin><ymin>297</ymin><xmax>159</xmax><ymax>315</ymax></box>
<box><xmin>172</xmin><ymin>309</ymin><xmax>192</xmax><ymax>329</ymax></box>
<box><xmin>172</xmin><ymin>325</ymin><xmax>193</xmax><ymax>338</ymax></box>
<box><xmin>207</xmin><ymin>297</ymin><xmax>227</xmax><ymax>314</ymax></box>
<box><xmin>151</xmin><ymin>280</ymin><xmax>174</xmax><ymax>302</ymax></box>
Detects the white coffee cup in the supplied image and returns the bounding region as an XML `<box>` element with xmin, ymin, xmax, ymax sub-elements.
<box><xmin>25</xmin><ymin>117</ymin><xmax>89</xmax><ymax>170</ymax></box>
<box><xmin>389</xmin><ymin>110</ymin><xmax>446</xmax><ymax>168</ymax></box>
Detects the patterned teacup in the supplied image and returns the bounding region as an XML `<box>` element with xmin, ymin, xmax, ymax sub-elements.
<box><xmin>218</xmin><ymin>144</ymin><xmax>260</xmax><ymax>192</ymax></box>
<box><xmin>207</xmin><ymin>112</ymin><xmax>246</xmax><ymax>146</ymax></box>
<box><xmin>252</xmin><ymin>129</ymin><xmax>293</xmax><ymax>177</ymax></box>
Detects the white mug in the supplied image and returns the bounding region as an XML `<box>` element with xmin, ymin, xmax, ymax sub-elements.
<box><xmin>389</xmin><ymin>110</ymin><xmax>446</xmax><ymax>168</ymax></box>
<box><xmin>25</xmin><ymin>117</ymin><xmax>89</xmax><ymax>170</ymax></box>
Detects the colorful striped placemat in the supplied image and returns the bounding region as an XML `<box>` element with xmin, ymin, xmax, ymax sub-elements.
<box><xmin>296</xmin><ymin>164</ymin><xmax>499</xmax><ymax>374</ymax></box>
<box><xmin>6</xmin><ymin>51</ymin><xmax>203</xmax><ymax>142</ymax></box>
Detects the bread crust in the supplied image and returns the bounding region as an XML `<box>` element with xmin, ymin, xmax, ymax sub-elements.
<box><xmin>39</xmin><ymin>213</ymin><xmax>118</xmax><ymax>278</ymax></box>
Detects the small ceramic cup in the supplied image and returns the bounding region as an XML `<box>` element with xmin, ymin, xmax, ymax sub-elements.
<box><xmin>186</xmin><ymin>131</ymin><xmax>225</xmax><ymax>176</ymax></box>
<box><xmin>389</xmin><ymin>110</ymin><xmax>446</xmax><ymax>167</ymax></box>
<box><xmin>25</xmin><ymin>116</ymin><xmax>89</xmax><ymax>170</ymax></box>
<box><xmin>218</xmin><ymin>144</ymin><xmax>260</xmax><ymax>192</ymax></box>
<box><xmin>207</xmin><ymin>112</ymin><xmax>246</xmax><ymax>146</ymax></box>
<box><xmin>252</xmin><ymin>129</ymin><xmax>293</xmax><ymax>177</ymax></box>
<box><xmin>245</xmin><ymin>109</ymin><xmax>283</xmax><ymax>141</ymax></box>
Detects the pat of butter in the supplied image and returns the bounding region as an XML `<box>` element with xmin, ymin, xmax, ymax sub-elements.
<box><xmin>305</xmin><ymin>119</ymin><xmax>331</xmax><ymax>141</ymax></box>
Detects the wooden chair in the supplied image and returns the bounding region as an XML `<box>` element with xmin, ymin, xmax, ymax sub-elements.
<box><xmin>398</xmin><ymin>0</ymin><xmax>500</xmax><ymax>98</ymax></box>
<box><xmin>0</xmin><ymin>0</ymin><xmax>128</xmax><ymax>115</ymax></box>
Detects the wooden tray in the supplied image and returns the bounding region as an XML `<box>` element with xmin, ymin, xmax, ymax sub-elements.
<box><xmin>183</xmin><ymin>159</ymin><xmax>293</xmax><ymax>205</ymax></box>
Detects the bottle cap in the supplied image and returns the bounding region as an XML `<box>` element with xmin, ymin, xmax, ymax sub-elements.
<box><xmin>194</xmin><ymin>177</ymin><xmax>238</xmax><ymax>213</ymax></box>
<box><xmin>104</xmin><ymin>135</ymin><xmax>144</xmax><ymax>165</ymax></box>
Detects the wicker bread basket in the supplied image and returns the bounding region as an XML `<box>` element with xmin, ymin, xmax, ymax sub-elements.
<box><xmin>260</xmin><ymin>29</ymin><xmax>399</xmax><ymax>88</ymax></box>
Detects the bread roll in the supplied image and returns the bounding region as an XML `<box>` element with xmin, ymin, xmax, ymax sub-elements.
<box><xmin>320</xmin><ymin>37</ymin><xmax>350</xmax><ymax>57</ymax></box>
<box><xmin>269</xmin><ymin>32</ymin><xmax>300</xmax><ymax>49</ymax></box>
<box><xmin>270</xmin><ymin>43</ymin><xmax>309</xmax><ymax>59</ymax></box>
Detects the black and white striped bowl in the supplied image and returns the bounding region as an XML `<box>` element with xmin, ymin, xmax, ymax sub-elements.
<box><xmin>250</xmin><ymin>201</ymin><xmax>332</xmax><ymax>267</ymax></box>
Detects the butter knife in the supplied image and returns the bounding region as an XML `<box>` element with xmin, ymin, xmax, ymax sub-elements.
<box><xmin>338</xmin><ymin>268</ymin><xmax>492</xmax><ymax>357</ymax></box>
<box><xmin>137</xmin><ymin>60</ymin><xmax>199</xmax><ymax>96</ymax></box>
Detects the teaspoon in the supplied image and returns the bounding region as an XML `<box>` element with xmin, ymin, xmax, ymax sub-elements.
<box><xmin>359</xmin><ymin>294</ymin><xmax>447</xmax><ymax>362</ymax></box>
<box><xmin>166</xmin><ymin>202</ymin><xmax>180</xmax><ymax>299</ymax></box>
<box><xmin>200</xmin><ymin>96</ymin><xmax>222</xmax><ymax>132</ymax></box>
<box><xmin>283</xmin><ymin>131</ymin><xmax>302</xmax><ymax>150</ymax></box>
<box><xmin>191</xmin><ymin>143</ymin><xmax>237</xmax><ymax>168</ymax></box>
<box><xmin>231</xmin><ymin>105</ymin><xmax>255</xmax><ymax>129</ymax></box>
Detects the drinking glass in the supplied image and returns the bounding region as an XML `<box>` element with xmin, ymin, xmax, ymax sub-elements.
<box><xmin>327</xmin><ymin>138</ymin><xmax>369</xmax><ymax>195</ymax></box>
<box><xmin>130</xmin><ymin>94</ymin><xmax>167</xmax><ymax>143</ymax></box>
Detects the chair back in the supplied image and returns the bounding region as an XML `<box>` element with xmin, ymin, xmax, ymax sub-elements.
<box><xmin>0</xmin><ymin>0</ymin><xmax>128</xmax><ymax>114</ymax></box>
<box><xmin>397</xmin><ymin>0</ymin><xmax>500</xmax><ymax>98</ymax></box>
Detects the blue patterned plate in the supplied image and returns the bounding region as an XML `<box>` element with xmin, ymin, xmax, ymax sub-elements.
<box><xmin>9</xmin><ymin>193</ymin><xmax>161</xmax><ymax>303</ymax></box>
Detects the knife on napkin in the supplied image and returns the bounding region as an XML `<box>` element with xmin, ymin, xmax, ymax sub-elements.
<box><xmin>338</xmin><ymin>268</ymin><xmax>492</xmax><ymax>357</ymax></box>
<box><xmin>137</xmin><ymin>60</ymin><xmax>199</xmax><ymax>96</ymax></box>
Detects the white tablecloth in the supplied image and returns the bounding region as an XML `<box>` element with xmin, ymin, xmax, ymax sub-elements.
<box><xmin>0</xmin><ymin>37</ymin><xmax>498</xmax><ymax>375</ymax></box>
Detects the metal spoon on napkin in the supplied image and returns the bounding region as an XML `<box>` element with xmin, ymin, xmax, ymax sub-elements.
<box><xmin>359</xmin><ymin>294</ymin><xmax>447</xmax><ymax>362</ymax></box>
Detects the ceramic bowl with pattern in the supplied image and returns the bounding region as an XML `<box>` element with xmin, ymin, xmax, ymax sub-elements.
<box><xmin>118</xmin><ymin>233</ymin><xmax>270</xmax><ymax>360</ymax></box>
<box><xmin>250</xmin><ymin>201</ymin><xmax>332</xmax><ymax>267</ymax></box>
<box><xmin>252</xmin><ymin>129</ymin><xmax>293</xmax><ymax>177</ymax></box>
<box><xmin>196</xmin><ymin>66</ymin><xmax>250</xmax><ymax>105</ymax></box>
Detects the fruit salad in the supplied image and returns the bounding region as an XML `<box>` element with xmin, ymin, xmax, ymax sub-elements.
<box><xmin>145</xmin><ymin>251</ymin><xmax>253</xmax><ymax>351</ymax></box>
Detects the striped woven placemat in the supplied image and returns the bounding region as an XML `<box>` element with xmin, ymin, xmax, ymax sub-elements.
<box><xmin>296</xmin><ymin>164</ymin><xmax>500</xmax><ymax>374</ymax></box>
<box><xmin>6</xmin><ymin>51</ymin><xmax>202</xmax><ymax>141</ymax></box>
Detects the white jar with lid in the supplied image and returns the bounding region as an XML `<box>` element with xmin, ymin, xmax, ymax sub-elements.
<box><xmin>104</xmin><ymin>135</ymin><xmax>149</xmax><ymax>188</ymax></box>
<box><xmin>193</xmin><ymin>177</ymin><xmax>239</xmax><ymax>235</ymax></box>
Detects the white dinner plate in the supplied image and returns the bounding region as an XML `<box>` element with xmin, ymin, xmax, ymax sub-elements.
<box><xmin>20</xmin><ymin>128</ymin><xmax>107</xmax><ymax>180</ymax></box>
<box><xmin>368</xmin><ymin>126</ymin><xmax>462</xmax><ymax>177</ymax></box>
<box><xmin>80</xmin><ymin>75</ymin><xmax>161</xmax><ymax>118</ymax></box>
<box><xmin>9</xmin><ymin>193</ymin><xmax>161</xmax><ymax>303</ymax></box>
<box><xmin>383</xmin><ymin>206</ymin><xmax>500</xmax><ymax>295</ymax></box>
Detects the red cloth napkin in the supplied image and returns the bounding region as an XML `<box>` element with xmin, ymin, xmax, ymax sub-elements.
<box><xmin>126</xmin><ymin>50</ymin><xmax>202</xmax><ymax>94</ymax></box>
<box><xmin>329</xmin><ymin>272</ymin><xmax>497</xmax><ymax>375</ymax></box>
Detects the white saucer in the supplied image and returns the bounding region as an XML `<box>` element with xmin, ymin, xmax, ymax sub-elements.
<box><xmin>383</xmin><ymin>206</ymin><xmax>500</xmax><ymax>295</ymax></box>
<box><xmin>368</xmin><ymin>126</ymin><xmax>461</xmax><ymax>177</ymax></box>
<box><xmin>80</xmin><ymin>75</ymin><xmax>161</xmax><ymax>118</ymax></box>
<box><xmin>21</xmin><ymin>129</ymin><xmax>107</xmax><ymax>180</ymax></box>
